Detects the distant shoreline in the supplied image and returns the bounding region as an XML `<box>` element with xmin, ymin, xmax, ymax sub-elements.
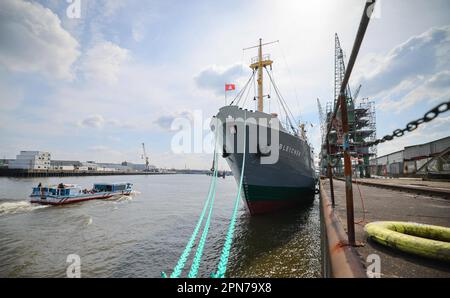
<box><xmin>0</xmin><ymin>169</ymin><xmax>182</xmax><ymax>178</ymax></box>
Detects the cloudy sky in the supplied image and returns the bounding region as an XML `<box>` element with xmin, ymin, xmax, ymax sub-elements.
<box><xmin>0</xmin><ymin>0</ymin><xmax>449</xmax><ymax>169</ymax></box>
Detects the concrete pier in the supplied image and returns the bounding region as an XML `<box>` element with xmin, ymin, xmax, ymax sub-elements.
<box><xmin>321</xmin><ymin>178</ymin><xmax>450</xmax><ymax>278</ymax></box>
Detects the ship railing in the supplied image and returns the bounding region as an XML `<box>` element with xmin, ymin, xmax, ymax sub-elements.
<box><xmin>251</xmin><ymin>54</ymin><xmax>271</xmax><ymax>64</ymax></box>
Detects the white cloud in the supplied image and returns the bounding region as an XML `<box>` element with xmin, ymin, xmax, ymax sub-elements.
<box><xmin>377</xmin><ymin>71</ymin><xmax>450</xmax><ymax>113</ymax></box>
<box><xmin>80</xmin><ymin>41</ymin><xmax>129</xmax><ymax>84</ymax></box>
<box><xmin>154</xmin><ymin>115</ymin><xmax>175</xmax><ymax>131</ymax></box>
<box><xmin>78</xmin><ymin>114</ymin><xmax>136</xmax><ymax>130</ymax></box>
<box><xmin>0</xmin><ymin>0</ymin><xmax>80</xmax><ymax>80</ymax></box>
<box><xmin>352</xmin><ymin>26</ymin><xmax>450</xmax><ymax>118</ymax></box>
<box><xmin>154</xmin><ymin>111</ymin><xmax>193</xmax><ymax>131</ymax></box>
<box><xmin>195</xmin><ymin>63</ymin><xmax>245</xmax><ymax>95</ymax></box>
<box><xmin>358</xmin><ymin>26</ymin><xmax>450</xmax><ymax>96</ymax></box>
<box><xmin>79</xmin><ymin>114</ymin><xmax>105</xmax><ymax>128</ymax></box>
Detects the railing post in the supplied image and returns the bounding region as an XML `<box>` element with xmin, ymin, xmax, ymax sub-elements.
<box><xmin>339</xmin><ymin>93</ymin><xmax>355</xmax><ymax>246</ymax></box>
<box><xmin>326</xmin><ymin>139</ymin><xmax>335</xmax><ymax>207</ymax></box>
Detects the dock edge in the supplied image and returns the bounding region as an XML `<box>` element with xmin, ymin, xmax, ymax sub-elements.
<box><xmin>319</xmin><ymin>179</ymin><xmax>367</xmax><ymax>278</ymax></box>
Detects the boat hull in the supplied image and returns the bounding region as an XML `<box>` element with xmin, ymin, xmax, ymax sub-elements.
<box><xmin>244</xmin><ymin>185</ymin><xmax>315</xmax><ymax>214</ymax></box>
<box><xmin>214</xmin><ymin>106</ymin><xmax>316</xmax><ymax>215</ymax></box>
<box><xmin>30</xmin><ymin>191</ymin><xmax>131</xmax><ymax>205</ymax></box>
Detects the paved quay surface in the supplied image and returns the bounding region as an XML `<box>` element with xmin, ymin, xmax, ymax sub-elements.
<box><xmin>322</xmin><ymin>179</ymin><xmax>450</xmax><ymax>278</ymax></box>
<box><xmin>358</xmin><ymin>177</ymin><xmax>450</xmax><ymax>190</ymax></box>
<box><xmin>334</xmin><ymin>177</ymin><xmax>450</xmax><ymax>199</ymax></box>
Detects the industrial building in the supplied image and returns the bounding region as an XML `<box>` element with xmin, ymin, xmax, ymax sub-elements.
<box><xmin>369</xmin><ymin>136</ymin><xmax>450</xmax><ymax>178</ymax></box>
<box><xmin>50</xmin><ymin>160</ymin><xmax>82</xmax><ymax>171</ymax></box>
<box><xmin>0</xmin><ymin>159</ymin><xmax>14</xmax><ymax>168</ymax></box>
<box><xmin>8</xmin><ymin>151</ymin><xmax>51</xmax><ymax>170</ymax></box>
<box><xmin>4</xmin><ymin>150</ymin><xmax>152</xmax><ymax>173</ymax></box>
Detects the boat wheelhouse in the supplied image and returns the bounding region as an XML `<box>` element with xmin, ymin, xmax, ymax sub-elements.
<box><xmin>93</xmin><ymin>183</ymin><xmax>132</xmax><ymax>193</ymax></box>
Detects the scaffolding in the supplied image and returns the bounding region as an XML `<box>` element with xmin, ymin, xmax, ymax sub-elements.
<box><xmin>319</xmin><ymin>34</ymin><xmax>377</xmax><ymax>178</ymax></box>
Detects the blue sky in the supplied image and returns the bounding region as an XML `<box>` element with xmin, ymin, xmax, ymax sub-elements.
<box><xmin>0</xmin><ymin>0</ymin><xmax>449</xmax><ymax>169</ymax></box>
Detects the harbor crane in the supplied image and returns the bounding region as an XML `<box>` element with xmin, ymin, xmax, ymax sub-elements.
<box><xmin>141</xmin><ymin>143</ymin><xmax>150</xmax><ymax>171</ymax></box>
<box><xmin>317</xmin><ymin>98</ymin><xmax>326</xmax><ymax>144</ymax></box>
<box><xmin>353</xmin><ymin>84</ymin><xmax>362</xmax><ymax>104</ymax></box>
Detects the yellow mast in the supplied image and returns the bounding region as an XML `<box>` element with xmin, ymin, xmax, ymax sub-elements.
<box><xmin>257</xmin><ymin>38</ymin><xmax>264</xmax><ymax>112</ymax></box>
<box><xmin>248</xmin><ymin>39</ymin><xmax>275</xmax><ymax>113</ymax></box>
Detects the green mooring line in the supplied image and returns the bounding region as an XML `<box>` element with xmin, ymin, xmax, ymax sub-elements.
<box><xmin>212</xmin><ymin>113</ymin><xmax>247</xmax><ymax>278</ymax></box>
<box><xmin>162</xmin><ymin>126</ymin><xmax>220</xmax><ymax>278</ymax></box>
<box><xmin>187</xmin><ymin>151</ymin><xmax>219</xmax><ymax>278</ymax></box>
<box><xmin>162</xmin><ymin>115</ymin><xmax>247</xmax><ymax>278</ymax></box>
<box><xmin>161</xmin><ymin>173</ymin><xmax>215</xmax><ymax>278</ymax></box>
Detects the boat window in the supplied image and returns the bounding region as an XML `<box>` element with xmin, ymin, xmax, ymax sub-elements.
<box><xmin>115</xmin><ymin>184</ymin><xmax>126</xmax><ymax>191</ymax></box>
<box><xmin>94</xmin><ymin>185</ymin><xmax>106</xmax><ymax>192</ymax></box>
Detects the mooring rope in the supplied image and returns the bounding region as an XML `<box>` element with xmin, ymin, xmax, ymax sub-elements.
<box><xmin>211</xmin><ymin>111</ymin><xmax>247</xmax><ymax>278</ymax></box>
<box><xmin>162</xmin><ymin>113</ymin><xmax>248</xmax><ymax>278</ymax></box>
<box><xmin>162</xmin><ymin>123</ymin><xmax>220</xmax><ymax>278</ymax></box>
<box><xmin>187</xmin><ymin>150</ymin><xmax>219</xmax><ymax>278</ymax></box>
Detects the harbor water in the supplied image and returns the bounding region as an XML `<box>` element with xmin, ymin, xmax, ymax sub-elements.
<box><xmin>0</xmin><ymin>175</ymin><xmax>320</xmax><ymax>277</ymax></box>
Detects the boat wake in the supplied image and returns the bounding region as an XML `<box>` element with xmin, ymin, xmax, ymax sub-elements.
<box><xmin>115</xmin><ymin>195</ymin><xmax>134</xmax><ymax>203</ymax></box>
<box><xmin>85</xmin><ymin>215</ymin><xmax>93</xmax><ymax>226</ymax></box>
<box><xmin>111</xmin><ymin>190</ymin><xmax>140</xmax><ymax>203</ymax></box>
<box><xmin>0</xmin><ymin>200</ymin><xmax>48</xmax><ymax>216</ymax></box>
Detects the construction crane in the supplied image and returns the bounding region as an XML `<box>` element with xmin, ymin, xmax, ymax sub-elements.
<box><xmin>334</xmin><ymin>33</ymin><xmax>352</xmax><ymax>108</ymax></box>
<box><xmin>141</xmin><ymin>143</ymin><xmax>150</xmax><ymax>171</ymax></box>
<box><xmin>317</xmin><ymin>98</ymin><xmax>326</xmax><ymax>144</ymax></box>
<box><xmin>353</xmin><ymin>84</ymin><xmax>362</xmax><ymax>104</ymax></box>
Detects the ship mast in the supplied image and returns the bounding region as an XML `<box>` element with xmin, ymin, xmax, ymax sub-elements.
<box><xmin>247</xmin><ymin>39</ymin><xmax>277</xmax><ymax>112</ymax></box>
<box><xmin>257</xmin><ymin>39</ymin><xmax>264</xmax><ymax>111</ymax></box>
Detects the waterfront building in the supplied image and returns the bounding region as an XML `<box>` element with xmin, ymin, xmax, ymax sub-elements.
<box><xmin>8</xmin><ymin>151</ymin><xmax>51</xmax><ymax>170</ymax></box>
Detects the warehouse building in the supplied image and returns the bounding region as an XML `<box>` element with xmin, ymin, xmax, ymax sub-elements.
<box><xmin>50</xmin><ymin>160</ymin><xmax>82</xmax><ymax>171</ymax></box>
<box><xmin>369</xmin><ymin>136</ymin><xmax>450</xmax><ymax>177</ymax></box>
<box><xmin>8</xmin><ymin>151</ymin><xmax>51</xmax><ymax>170</ymax></box>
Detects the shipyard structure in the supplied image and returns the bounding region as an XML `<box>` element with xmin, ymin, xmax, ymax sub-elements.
<box><xmin>318</xmin><ymin>34</ymin><xmax>377</xmax><ymax>178</ymax></box>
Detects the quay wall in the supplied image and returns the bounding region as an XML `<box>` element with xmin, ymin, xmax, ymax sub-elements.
<box><xmin>319</xmin><ymin>179</ymin><xmax>367</xmax><ymax>278</ymax></box>
<box><xmin>0</xmin><ymin>168</ymin><xmax>176</xmax><ymax>178</ymax></box>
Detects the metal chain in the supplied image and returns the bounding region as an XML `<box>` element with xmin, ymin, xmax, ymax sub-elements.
<box><xmin>365</xmin><ymin>100</ymin><xmax>450</xmax><ymax>147</ymax></box>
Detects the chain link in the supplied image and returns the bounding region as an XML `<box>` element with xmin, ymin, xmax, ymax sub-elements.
<box><xmin>366</xmin><ymin>100</ymin><xmax>450</xmax><ymax>147</ymax></box>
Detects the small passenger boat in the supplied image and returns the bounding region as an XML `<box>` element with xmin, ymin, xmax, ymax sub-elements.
<box><xmin>30</xmin><ymin>182</ymin><xmax>133</xmax><ymax>205</ymax></box>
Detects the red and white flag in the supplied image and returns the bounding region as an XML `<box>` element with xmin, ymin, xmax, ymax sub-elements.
<box><xmin>225</xmin><ymin>83</ymin><xmax>235</xmax><ymax>91</ymax></box>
